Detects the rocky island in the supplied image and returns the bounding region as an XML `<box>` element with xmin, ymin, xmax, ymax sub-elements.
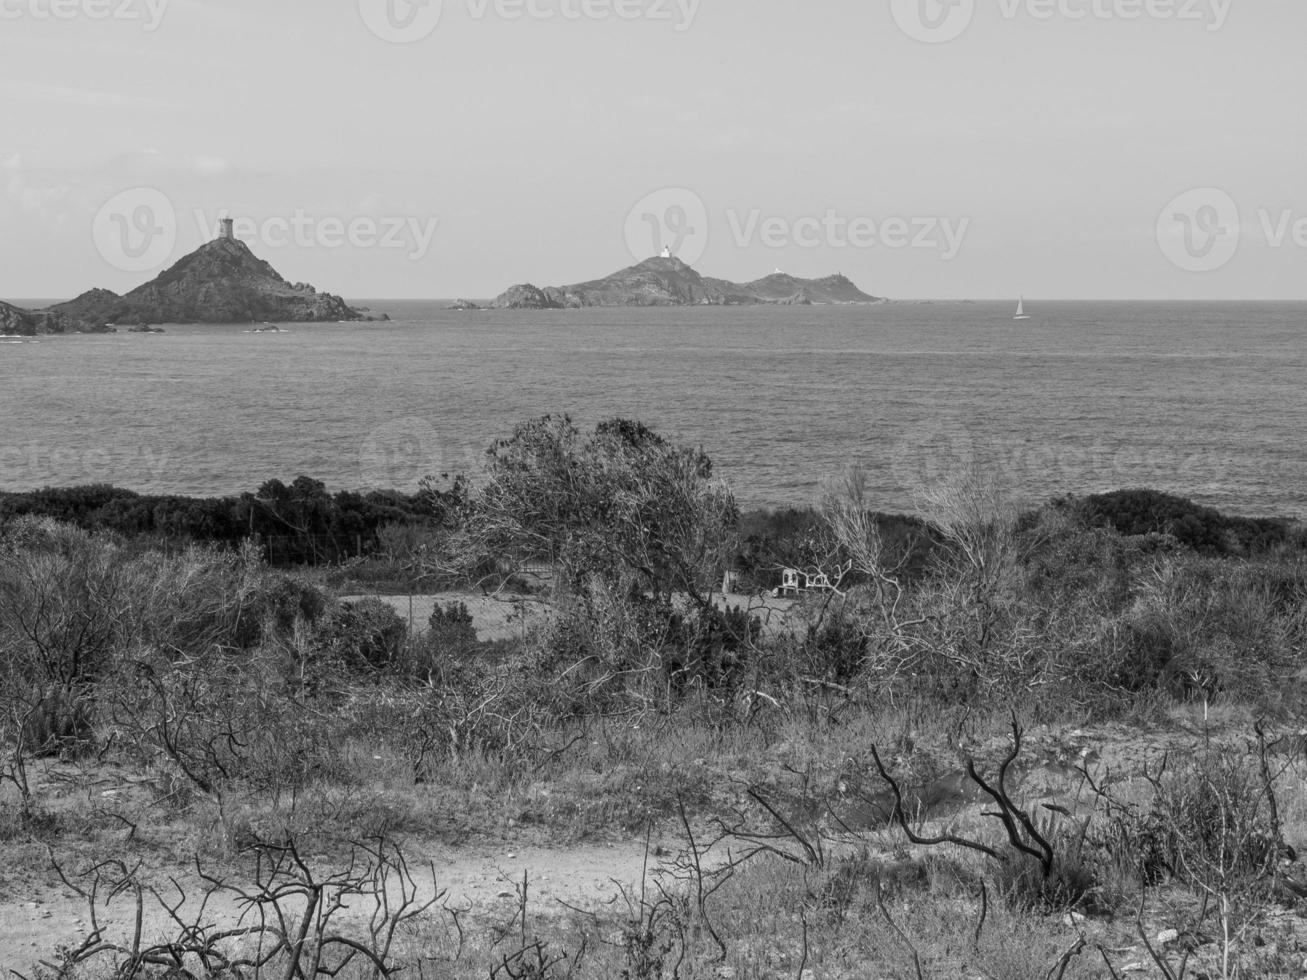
<box><xmin>491</xmin><ymin>255</ymin><xmax>883</xmax><ymax>309</ymax></box>
<box><xmin>5</xmin><ymin>221</ymin><xmax>385</xmax><ymax>334</ymax></box>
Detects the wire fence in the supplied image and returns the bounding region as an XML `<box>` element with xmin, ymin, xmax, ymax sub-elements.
<box><xmin>261</xmin><ymin>533</ymin><xmax>369</xmax><ymax>566</ymax></box>
<box><xmin>150</xmin><ymin>532</ymin><xmax>373</xmax><ymax>567</ymax></box>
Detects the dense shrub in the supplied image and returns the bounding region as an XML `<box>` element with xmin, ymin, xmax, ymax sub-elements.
<box><xmin>320</xmin><ymin>597</ymin><xmax>408</xmax><ymax>672</ymax></box>
<box><xmin>0</xmin><ymin>475</ymin><xmax>467</xmax><ymax>566</ymax></box>
<box><xmin>4</xmin><ymin>460</ymin><xmax>1306</xmax><ymax>760</ymax></box>
<box><xmin>404</xmin><ymin>600</ymin><xmax>482</xmax><ymax>684</ymax></box>
<box><xmin>1078</xmin><ymin>489</ymin><xmax>1294</xmax><ymax>556</ymax></box>
<box><xmin>0</xmin><ymin>519</ymin><xmax>130</xmax><ymax>690</ymax></box>
<box><xmin>663</xmin><ymin>603</ymin><xmax>761</xmax><ymax>692</ymax></box>
<box><xmin>792</xmin><ymin>605</ymin><xmax>870</xmax><ymax>684</ymax></box>
<box><xmin>0</xmin><ymin>522</ymin><xmax>345</xmax><ymax>763</ymax></box>
<box><xmin>474</xmin><ymin>415</ymin><xmax>737</xmax><ymax>602</ymax></box>
<box><xmin>242</xmin><ymin>569</ymin><xmax>332</xmax><ymax>647</ymax></box>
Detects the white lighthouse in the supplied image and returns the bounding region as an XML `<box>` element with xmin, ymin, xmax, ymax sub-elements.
<box><xmin>661</xmin><ymin>245</ymin><xmax>672</xmax><ymax>259</ymax></box>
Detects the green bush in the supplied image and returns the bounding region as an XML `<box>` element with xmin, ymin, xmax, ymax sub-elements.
<box><xmin>242</xmin><ymin>569</ymin><xmax>332</xmax><ymax>647</ymax></box>
<box><xmin>404</xmin><ymin>600</ymin><xmax>482</xmax><ymax>683</ymax></box>
<box><xmin>1079</xmin><ymin>489</ymin><xmax>1294</xmax><ymax>557</ymax></box>
<box><xmin>794</xmin><ymin>605</ymin><xmax>869</xmax><ymax>684</ymax></box>
<box><xmin>989</xmin><ymin>813</ymin><xmax>1099</xmax><ymax>914</ymax></box>
<box><xmin>321</xmin><ymin>597</ymin><xmax>408</xmax><ymax>672</ymax></box>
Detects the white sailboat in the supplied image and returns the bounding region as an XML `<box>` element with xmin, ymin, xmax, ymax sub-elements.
<box><xmin>1013</xmin><ymin>296</ymin><xmax>1031</xmax><ymax>320</ymax></box>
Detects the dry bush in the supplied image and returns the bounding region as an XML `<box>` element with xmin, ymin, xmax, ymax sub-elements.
<box><xmin>1120</xmin><ymin>559</ymin><xmax>1304</xmax><ymax>706</ymax></box>
<box><xmin>813</xmin><ymin>468</ymin><xmax>1307</xmax><ymax>716</ymax></box>
<box><xmin>817</xmin><ymin>468</ymin><xmax>1053</xmax><ymax>703</ymax></box>
<box><xmin>1084</xmin><ymin>743</ymin><xmax>1296</xmax><ymax>980</ymax></box>
<box><xmin>104</xmin><ymin>650</ymin><xmax>359</xmax><ymax>830</ymax></box>
<box><xmin>0</xmin><ymin>520</ymin><xmax>129</xmax><ymax>750</ymax></box>
<box><xmin>39</xmin><ymin>836</ymin><xmax>447</xmax><ymax>979</ymax></box>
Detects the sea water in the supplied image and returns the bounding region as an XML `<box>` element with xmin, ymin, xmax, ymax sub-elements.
<box><xmin>2</xmin><ymin>301</ymin><xmax>1304</xmax><ymax>518</ymax></box>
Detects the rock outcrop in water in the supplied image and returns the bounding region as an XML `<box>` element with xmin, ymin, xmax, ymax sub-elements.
<box><xmin>45</xmin><ymin>237</ymin><xmax>387</xmax><ymax>329</ymax></box>
<box><xmin>0</xmin><ymin>299</ymin><xmax>81</xmax><ymax>336</ymax></box>
<box><xmin>490</xmin><ymin>256</ymin><xmax>883</xmax><ymax>309</ymax></box>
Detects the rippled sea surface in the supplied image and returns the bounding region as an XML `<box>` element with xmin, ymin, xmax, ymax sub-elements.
<box><xmin>3</xmin><ymin>301</ymin><xmax>1305</xmax><ymax>518</ymax></box>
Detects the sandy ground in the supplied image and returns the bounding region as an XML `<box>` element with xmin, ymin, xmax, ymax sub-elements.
<box><xmin>5</xmin><ymin>720</ymin><xmax>1303</xmax><ymax>975</ymax></box>
<box><xmin>1</xmin><ymin>835</ymin><xmax>689</xmax><ymax>974</ymax></box>
<box><xmin>344</xmin><ymin>591</ymin><xmax>805</xmax><ymax>643</ymax></box>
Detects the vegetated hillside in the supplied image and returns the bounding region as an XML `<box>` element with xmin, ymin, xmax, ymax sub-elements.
<box><xmin>740</xmin><ymin>270</ymin><xmax>879</xmax><ymax>304</ymax></box>
<box><xmin>491</xmin><ymin>256</ymin><xmax>883</xmax><ymax>308</ymax></box>
<box><xmin>49</xmin><ymin>238</ymin><xmax>388</xmax><ymax>328</ymax></box>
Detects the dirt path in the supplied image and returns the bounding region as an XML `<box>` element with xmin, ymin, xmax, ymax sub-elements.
<box><xmin>4</xmin><ymin>718</ymin><xmax>1268</xmax><ymax>973</ymax></box>
<box><xmin>1</xmin><ymin>836</ymin><xmax>683</xmax><ymax>974</ymax></box>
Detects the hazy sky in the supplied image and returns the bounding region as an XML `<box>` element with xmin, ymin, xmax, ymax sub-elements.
<box><xmin>2</xmin><ymin>0</ymin><xmax>1304</xmax><ymax>300</ymax></box>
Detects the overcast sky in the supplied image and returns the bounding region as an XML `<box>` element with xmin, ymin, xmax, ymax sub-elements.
<box><xmin>2</xmin><ymin>0</ymin><xmax>1304</xmax><ymax>301</ymax></box>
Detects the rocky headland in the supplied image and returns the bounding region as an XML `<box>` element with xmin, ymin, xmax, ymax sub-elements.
<box><xmin>6</xmin><ymin>235</ymin><xmax>386</xmax><ymax>334</ymax></box>
<box><xmin>51</xmin><ymin>237</ymin><xmax>386</xmax><ymax>329</ymax></box>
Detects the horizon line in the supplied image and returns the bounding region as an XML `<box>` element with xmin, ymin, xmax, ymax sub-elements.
<box><xmin>11</xmin><ymin>296</ymin><xmax>1307</xmax><ymax>307</ymax></box>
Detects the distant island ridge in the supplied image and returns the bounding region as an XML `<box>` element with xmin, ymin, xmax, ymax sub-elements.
<box><xmin>1</xmin><ymin>219</ymin><xmax>385</xmax><ymax>335</ymax></box>
<box><xmin>484</xmin><ymin>253</ymin><xmax>884</xmax><ymax>309</ymax></box>
<box><xmin>3</xmin><ymin>228</ymin><xmax>884</xmax><ymax>335</ymax></box>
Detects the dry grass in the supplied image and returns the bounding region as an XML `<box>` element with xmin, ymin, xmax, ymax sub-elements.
<box><xmin>11</xmin><ymin>694</ymin><xmax>1307</xmax><ymax>977</ymax></box>
<box><xmin>5</xmin><ymin>506</ymin><xmax>1307</xmax><ymax>976</ymax></box>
